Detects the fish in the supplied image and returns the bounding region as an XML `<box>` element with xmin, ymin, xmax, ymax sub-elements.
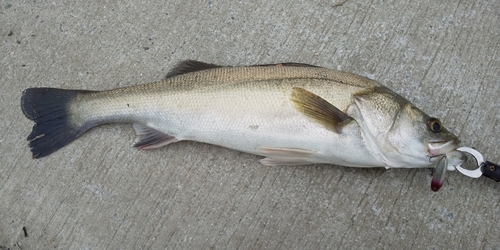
<box><xmin>21</xmin><ymin>60</ymin><xmax>465</xmax><ymax>189</ymax></box>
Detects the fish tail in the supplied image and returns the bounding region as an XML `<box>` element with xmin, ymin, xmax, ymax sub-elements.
<box><xmin>21</xmin><ymin>88</ymin><xmax>96</xmax><ymax>158</ymax></box>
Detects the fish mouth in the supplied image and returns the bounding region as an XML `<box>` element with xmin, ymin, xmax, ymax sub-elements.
<box><xmin>427</xmin><ymin>138</ymin><xmax>466</xmax><ymax>169</ymax></box>
<box><xmin>427</xmin><ymin>138</ymin><xmax>460</xmax><ymax>157</ymax></box>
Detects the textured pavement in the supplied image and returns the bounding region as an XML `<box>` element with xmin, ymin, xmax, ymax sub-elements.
<box><xmin>1</xmin><ymin>1</ymin><xmax>499</xmax><ymax>249</ymax></box>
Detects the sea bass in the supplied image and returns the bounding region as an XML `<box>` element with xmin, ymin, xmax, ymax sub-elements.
<box><xmin>21</xmin><ymin>61</ymin><xmax>465</xmax><ymax>185</ymax></box>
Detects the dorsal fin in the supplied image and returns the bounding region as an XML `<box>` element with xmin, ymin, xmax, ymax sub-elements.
<box><xmin>290</xmin><ymin>87</ymin><xmax>353</xmax><ymax>134</ymax></box>
<box><xmin>165</xmin><ymin>61</ymin><xmax>321</xmax><ymax>79</ymax></box>
<box><xmin>256</xmin><ymin>62</ymin><xmax>321</xmax><ymax>68</ymax></box>
<box><xmin>165</xmin><ymin>60</ymin><xmax>223</xmax><ymax>79</ymax></box>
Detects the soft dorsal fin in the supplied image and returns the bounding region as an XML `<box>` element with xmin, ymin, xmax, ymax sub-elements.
<box><xmin>133</xmin><ymin>123</ymin><xmax>177</xmax><ymax>149</ymax></box>
<box><xmin>256</xmin><ymin>62</ymin><xmax>322</xmax><ymax>68</ymax></box>
<box><xmin>290</xmin><ymin>87</ymin><xmax>353</xmax><ymax>134</ymax></box>
<box><xmin>165</xmin><ymin>60</ymin><xmax>223</xmax><ymax>79</ymax></box>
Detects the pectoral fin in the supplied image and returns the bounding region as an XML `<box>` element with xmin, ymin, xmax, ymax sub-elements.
<box><xmin>133</xmin><ymin>123</ymin><xmax>177</xmax><ymax>149</ymax></box>
<box><xmin>290</xmin><ymin>87</ymin><xmax>353</xmax><ymax>133</ymax></box>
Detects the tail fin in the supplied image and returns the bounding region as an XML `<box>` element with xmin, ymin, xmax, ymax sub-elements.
<box><xmin>21</xmin><ymin>88</ymin><xmax>95</xmax><ymax>158</ymax></box>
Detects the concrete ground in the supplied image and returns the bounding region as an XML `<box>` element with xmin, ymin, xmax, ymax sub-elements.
<box><xmin>1</xmin><ymin>0</ymin><xmax>499</xmax><ymax>249</ymax></box>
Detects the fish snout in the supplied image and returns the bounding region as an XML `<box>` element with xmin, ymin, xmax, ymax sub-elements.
<box><xmin>428</xmin><ymin>138</ymin><xmax>461</xmax><ymax>157</ymax></box>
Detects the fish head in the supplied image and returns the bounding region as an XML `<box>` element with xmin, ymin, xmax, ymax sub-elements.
<box><xmin>384</xmin><ymin>104</ymin><xmax>465</xmax><ymax>168</ymax></box>
<box><xmin>354</xmin><ymin>87</ymin><xmax>465</xmax><ymax>168</ymax></box>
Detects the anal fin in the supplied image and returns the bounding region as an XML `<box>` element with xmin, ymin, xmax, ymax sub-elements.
<box><xmin>133</xmin><ymin>123</ymin><xmax>177</xmax><ymax>149</ymax></box>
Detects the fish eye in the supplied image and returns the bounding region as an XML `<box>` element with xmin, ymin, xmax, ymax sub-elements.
<box><xmin>428</xmin><ymin>118</ymin><xmax>443</xmax><ymax>133</ymax></box>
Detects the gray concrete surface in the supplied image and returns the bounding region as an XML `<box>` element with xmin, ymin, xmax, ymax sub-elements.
<box><xmin>1</xmin><ymin>0</ymin><xmax>499</xmax><ymax>249</ymax></box>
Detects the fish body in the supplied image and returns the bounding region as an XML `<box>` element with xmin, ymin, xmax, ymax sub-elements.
<box><xmin>21</xmin><ymin>61</ymin><xmax>465</xmax><ymax>171</ymax></box>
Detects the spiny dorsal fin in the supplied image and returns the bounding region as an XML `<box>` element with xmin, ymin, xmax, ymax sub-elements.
<box><xmin>290</xmin><ymin>87</ymin><xmax>353</xmax><ymax>134</ymax></box>
<box><xmin>133</xmin><ymin>123</ymin><xmax>177</xmax><ymax>149</ymax></box>
<box><xmin>165</xmin><ymin>60</ymin><xmax>223</xmax><ymax>79</ymax></box>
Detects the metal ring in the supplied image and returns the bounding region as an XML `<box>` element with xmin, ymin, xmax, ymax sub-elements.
<box><xmin>455</xmin><ymin>147</ymin><xmax>484</xmax><ymax>178</ymax></box>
